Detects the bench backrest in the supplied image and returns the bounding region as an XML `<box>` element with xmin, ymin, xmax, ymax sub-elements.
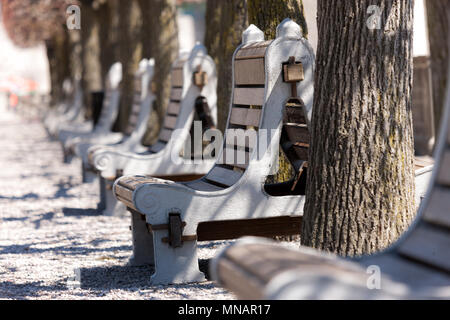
<box><xmin>146</xmin><ymin>43</ymin><xmax>217</xmax><ymax>155</ymax></box>
<box><xmin>192</xmin><ymin>19</ymin><xmax>314</xmax><ymax>190</ymax></box>
<box><xmin>395</xmin><ymin>78</ymin><xmax>450</xmax><ymax>274</ymax></box>
<box><xmin>95</xmin><ymin>62</ymin><xmax>122</xmax><ymax>131</ymax></box>
<box><xmin>124</xmin><ymin>58</ymin><xmax>155</xmax><ymax>136</ymax></box>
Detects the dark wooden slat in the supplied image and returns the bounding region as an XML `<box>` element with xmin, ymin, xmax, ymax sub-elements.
<box><xmin>235</xmin><ymin>40</ymin><xmax>272</xmax><ymax>60</ymax></box>
<box><xmin>186</xmin><ymin>179</ymin><xmax>225</xmax><ymax>191</ymax></box>
<box><xmin>158</xmin><ymin>128</ymin><xmax>172</xmax><ymax>142</ymax></box>
<box><xmin>164</xmin><ymin>115</ymin><xmax>178</xmax><ymax>129</ymax></box>
<box><xmin>197</xmin><ymin>216</ymin><xmax>302</xmax><ymax>241</ymax></box>
<box><xmin>284</xmin><ymin>123</ymin><xmax>310</xmax><ymax>143</ymax></box>
<box><xmin>171</xmin><ymin>68</ymin><xmax>183</xmax><ymax>87</ymax></box>
<box><xmin>234</xmin><ymin>59</ymin><xmax>265</xmax><ymax>85</ymax></box>
<box><xmin>170</xmin><ymin>88</ymin><xmax>183</xmax><ymax>101</ymax></box>
<box><xmin>205</xmin><ymin>166</ymin><xmax>243</xmax><ymax>187</ymax></box>
<box><xmin>220</xmin><ymin>147</ymin><xmax>250</xmax><ymax>170</ymax></box>
<box><xmin>149</xmin><ymin>141</ymin><xmax>166</xmax><ymax>153</ymax></box>
<box><xmin>233</xmin><ymin>87</ymin><xmax>265</xmax><ymax>106</ymax></box>
<box><xmin>167</xmin><ymin>102</ymin><xmax>181</xmax><ymax>115</ymax></box>
<box><xmin>230</xmin><ymin>107</ymin><xmax>262</xmax><ymax>127</ymax></box>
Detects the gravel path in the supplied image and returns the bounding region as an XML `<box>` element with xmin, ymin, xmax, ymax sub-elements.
<box><xmin>0</xmin><ymin>102</ymin><xmax>235</xmax><ymax>300</ymax></box>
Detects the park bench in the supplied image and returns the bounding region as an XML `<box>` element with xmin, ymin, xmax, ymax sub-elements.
<box><xmin>78</xmin><ymin>58</ymin><xmax>155</xmax><ymax>183</ymax></box>
<box><xmin>111</xmin><ymin>19</ymin><xmax>316</xmax><ymax>284</ymax></box>
<box><xmin>57</xmin><ymin>62</ymin><xmax>122</xmax><ymax>163</ymax></box>
<box><xmin>44</xmin><ymin>79</ymin><xmax>85</xmax><ymax>138</ymax></box>
<box><xmin>91</xmin><ymin>43</ymin><xmax>218</xmax><ymax>216</ymax></box>
<box><xmin>211</xmin><ymin>69</ymin><xmax>450</xmax><ymax>300</ymax></box>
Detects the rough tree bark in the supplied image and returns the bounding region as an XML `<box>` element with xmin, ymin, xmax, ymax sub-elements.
<box><xmin>46</xmin><ymin>29</ymin><xmax>71</xmax><ymax>106</ymax></box>
<box><xmin>98</xmin><ymin>0</ymin><xmax>119</xmax><ymax>85</ymax></box>
<box><xmin>114</xmin><ymin>0</ymin><xmax>143</xmax><ymax>132</ymax></box>
<box><xmin>204</xmin><ymin>0</ymin><xmax>248</xmax><ymax>132</ymax></box>
<box><xmin>139</xmin><ymin>0</ymin><xmax>179</xmax><ymax>144</ymax></box>
<box><xmin>79</xmin><ymin>0</ymin><xmax>103</xmax><ymax>119</ymax></box>
<box><xmin>301</xmin><ymin>0</ymin><xmax>416</xmax><ymax>256</ymax></box>
<box><xmin>247</xmin><ymin>0</ymin><xmax>307</xmax><ymax>183</ymax></box>
<box><xmin>426</xmin><ymin>0</ymin><xmax>450</xmax><ymax>135</ymax></box>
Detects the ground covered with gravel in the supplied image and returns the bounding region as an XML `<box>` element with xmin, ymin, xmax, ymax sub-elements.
<box><xmin>0</xmin><ymin>103</ymin><xmax>236</xmax><ymax>300</ymax></box>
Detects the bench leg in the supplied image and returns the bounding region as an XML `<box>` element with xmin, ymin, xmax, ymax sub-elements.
<box><xmin>82</xmin><ymin>162</ymin><xmax>97</xmax><ymax>183</ymax></box>
<box><xmin>150</xmin><ymin>229</ymin><xmax>205</xmax><ymax>285</ymax></box>
<box><xmin>97</xmin><ymin>175</ymin><xmax>106</xmax><ymax>211</ymax></box>
<box><xmin>129</xmin><ymin>210</ymin><xmax>155</xmax><ymax>266</ymax></box>
<box><xmin>102</xmin><ymin>187</ymin><xmax>127</xmax><ymax>216</ymax></box>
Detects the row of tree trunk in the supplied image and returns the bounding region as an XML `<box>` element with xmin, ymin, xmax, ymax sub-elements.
<box><xmin>45</xmin><ymin>0</ymin><xmax>448</xmax><ymax>257</ymax></box>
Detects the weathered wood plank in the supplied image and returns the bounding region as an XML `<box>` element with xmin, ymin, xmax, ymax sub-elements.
<box><xmin>225</xmin><ymin>132</ymin><xmax>257</xmax><ymax>151</ymax></box>
<box><xmin>149</xmin><ymin>141</ymin><xmax>167</xmax><ymax>153</ymax></box>
<box><xmin>284</xmin><ymin>123</ymin><xmax>310</xmax><ymax>143</ymax></box>
<box><xmin>159</xmin><ymin>129</ymin><xmax>172</xmax><ymax>142</ymax></box>
<box><xmin>235</xmin><ymin>40</ymin><xmax>272</xmax><ymax>60</ymax></box>
<box><xmin>423</xmin><ymin>186</ymin><xmax>450</xmax><ymax>228</ymax></box>
<box><xmin>164</xmin><ymin>115</ymin><xmax>178</xmax><ymax>129</ymax></box>
<box><xmin>398</xmin><ymin>224</ymin><xmax>450</xmax><ymax>273</ymax></box>
<box><xmin>233</xmin><ymin>87</ymin><xmax>265</xmax><ymax>106</ymax></box>
<box><xmin>197</xmin><ymin>216</ymin><xmax>302</xmax><ymax>241</ymax></box>
<box><xmin>234</xmin><ymin>59</ymin><xmax>265</xmax><ymax>85</ymax></box>
<box><xmin>230</xmin><ymin>107</ymin><xmax>262</xmax><ymax>127</ymax></box>
<box><xmin>170</xmin><ymin>88</ymin><xmax>183</xmax><ymax>101</ymax></box>
<box><xmin>221</xmin><ymin>146</ymin><xmax>250</xmax><ymax>169</ymax></box>
<box><xmin>171</xmin><ymin>68</ymin><xmax>184</xmax><ymax>87</ymax></box>
<box><xmin>206</xmin><ymin>166</ymin><xmax>243</xmax><ymax>187</ymax></box>
<box><xmin>186</xmin><ymin>179</ymin><xmax>225</xmax><ymax>192</ymax></box>
<box><xmin>167</xmin><ymin>102</ymin><xmax>181</xmax><ymax>115</ymax></box>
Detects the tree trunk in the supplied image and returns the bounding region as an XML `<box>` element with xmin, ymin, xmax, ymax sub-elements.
<box><xmin>301</xmin><ymin>0</ymin><xmax>416</xmax><ymax>256</ymax></box>
<box><xmin>139</xmin><ymin>0</ymin><xmax>179</xmax><ymax>145</ymax></box>
<box><xmin>204</xmin><ymin>0</ymin><xmax>248</xmax><ymax>132</ymax></box>
<box><xmin>80</xmin><ymin>1</ymin><xmax>102</xmax><ymax>120</ymax></box>
<box><xmin>247</xmin><ymin>0</ymin><xmax>308</xmax><ymax>39</ymax></box>
<box><xmin>46</xmin><ymin>28</ymin><xmax>71</xmax><ymax>106</ymax></box>
<box><xmin>114</xmin><ymin>0</ymin><xmax>143</xmax><ymax>132</ymax></box>
<box><xmin>247</xmin><ymin>0</ymin><xmax>307</xmax><ymax>183</ymax></box>
<box><xmin>98</xmin><ymin>0</ymin><xmax>119</xmax><ymax>85</ymax></box>
<box><xmin>426</xmin><ymin>0</ymin><xmax>450</xmax><ymax>136</ymax></box>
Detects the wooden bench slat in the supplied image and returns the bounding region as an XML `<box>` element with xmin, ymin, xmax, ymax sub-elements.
<box><xmin>206</xmin><ymin>166</ymin><xmax>243</xmax><ymax>187</ymax></box>
<box><xmin>398</xmin><ymin>224</ymin><xmax>450</xmax><ymax>273</ymax></box>
<box><xmin>235</xmin><ymin>40</ymin><xmax>272</xmax><ymax>60</ymax></box>
<box><xmin>437</xmin><ymin>150</ymin><xmax>450</xmax><ymax>187</ymax></box>
<box><xmin>225</xmin><ymin>133</ymin><xmax>257</xmax><ymax>151</ymax></box>
<box><xmin>149</xmin><ymin>141</ymin><xmax>167</xmax><ymax>153</ymax></box>
<box><xmin>186</xmin><ymin>179</ymin><xmax>225</xmax><ymax>192</ymax></box>
<box><xmin>158</xmin><ymin>128</ymin><xmax>172</xmax><ymax>142</ymax></box>
<box><xmin>230</xmin><ymin>107</ymin><xmax>262</xmax><ymax>127</ymax></box>
<box><xmin>167</xmin><ymin>102</ymin><xmax>181</xmax><ymax>115</ymax></box>
<box><xmin>170</xmin><ymin>88</ymin><xmax>183</xmax><ymax>101</ymax></box>
<box><xmin>233</xmin><ymin>87</ymin><xmax>265</xmax><ymax>106</ymax></box>
<box><xmin>171</xmin><ymin>68</ymin><xmax>184</xmax><ymax>87</ymax></box>
<box><xmin>423</xmin><ymin>186</ymin><xmax>450</xmax><ymax>228</ymax></box>
<box><xmin>221</xmin><ymin>146</ymin><xmax>250</xmax><ymax>169</ymax></box>
<box><xmin>164</xmin><ymin>115</ymin><xmax>178</xmax><ymax>129</ymax></box>
<box><xmin>234</xmin><ymin>59</ymin><xmax>265</xmax><ymax>85</ymax></box>
<box><xmin>284</xmin><ymin>123</ymin><xmax>310</xmax><ymax>143</ymax></box>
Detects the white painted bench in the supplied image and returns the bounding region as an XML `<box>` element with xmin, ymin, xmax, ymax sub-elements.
<box><xmin>111</xmin><ymin>19</ymin><xmax>316</xmax><ymax>285</ymax></box>
<box><xmin>45</xmin><ymin>79</ymin><xmax>85</xmax><ymax>138</ymax></box>
<box><xmin>91</xmin><ymin>43</ymin><xmax>218</xmax><ymax>216</ymax></box>
<box><xmin>57</xmin><ymin>62</ymin><xmax>123</xmax><ymax>162</ymax></box>
<box><xmin>78</xmin><ymin>58</ymin><xmax>156</xmax><ymax>183</ymax></box>
<box><xmin>211</xmin><ymin>65</ymin><xmax>450</xmax><ymax>300</ymax></box>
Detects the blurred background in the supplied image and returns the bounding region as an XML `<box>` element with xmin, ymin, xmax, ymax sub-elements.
<box><xmin>0</xmin><ymin>0</ymin><xmax>438</xmax><ymax>156</ymax></box>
